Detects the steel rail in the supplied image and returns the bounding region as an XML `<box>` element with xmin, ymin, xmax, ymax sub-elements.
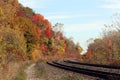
<box><xmin>64</xmin><ymin>60</ymin><xmax>120</xmax><ymax>69</ymax></box>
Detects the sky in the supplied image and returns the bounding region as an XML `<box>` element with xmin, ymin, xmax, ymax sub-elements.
<box><xmin>19</xmin><ymin>0</ymin><xmax>120</xmax><ymax>53</ymax></box>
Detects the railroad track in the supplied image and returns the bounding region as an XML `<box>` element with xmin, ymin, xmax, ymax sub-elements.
<box><xmin>47</xmin><ymin>60</ymin><xmax>120</xmax><ymax>80</ymax></box>
<box><xmin>65</xmin><ymin>60</ymin><xmax>120</xmax><ymax>69</ymax></box>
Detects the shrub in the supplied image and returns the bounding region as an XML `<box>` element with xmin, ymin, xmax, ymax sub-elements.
<box><xmin>0</xmin><ymin>27</ymin><xmax>26</xmax><ymax>67</ymax></box>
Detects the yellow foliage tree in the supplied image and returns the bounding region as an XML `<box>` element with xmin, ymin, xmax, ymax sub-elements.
<box><xmin>31</xmin><ymin>49</ymin><xmax>40</xmax><ymax>62</ymax></box>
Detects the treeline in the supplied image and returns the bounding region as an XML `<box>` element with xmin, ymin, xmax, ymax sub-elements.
<box><xmin>0</xmin><ymin>0</ymin><xmax>82</xmax><ymax>68</ymax></box>
<box><xmin>81</xmin><ymin>26</ymin><xmax>120</xmax><ymax>65</ymax></box>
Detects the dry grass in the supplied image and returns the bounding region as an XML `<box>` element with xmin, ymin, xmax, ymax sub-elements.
<box><xmin>0</xmin><ymin>61</ymin><xmax>32</xmax><ymax>80</ymax></box>
<box><xmin>0</xmin><ymin>62</ymin><xmax>21</xmax><ymax>80</ymax></box>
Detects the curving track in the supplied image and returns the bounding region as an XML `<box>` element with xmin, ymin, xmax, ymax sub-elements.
<box><xmin>64</xmin><ymin>60</ymin><xmax>120</xmax><ymax>69</ymax></box>
<box><xmin>47</xmin><ymin>60</ymin><xmax>120</xmax><ymax>80</ymax></box>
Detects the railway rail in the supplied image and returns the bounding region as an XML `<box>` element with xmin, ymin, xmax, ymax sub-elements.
<box><xmin>65</xmin><ymin>60</ymin><xmax>120</xmax><ymax>69</ymax></box>
<box><xmin>47</xmin><ymin>60</ymin><xmax>120</xmax><ymax>80</ymax></box>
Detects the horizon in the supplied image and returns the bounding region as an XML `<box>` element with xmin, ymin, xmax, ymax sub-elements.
<box><xmin>19</xmin><ymin>0</ymin><xmax>120</xmax><ymax>53</ymax></box>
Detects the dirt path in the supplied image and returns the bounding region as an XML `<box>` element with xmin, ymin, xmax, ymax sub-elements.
<box><xmin>26</xmin><ymin>64</ymin><xmax>40</xmax><ymax>80</ymax></box>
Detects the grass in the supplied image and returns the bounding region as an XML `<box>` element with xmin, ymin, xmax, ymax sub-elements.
<box><xmin>13</xmin><ymin>70</ymin><xmax>26</xmax><ymax>80</ymax></box>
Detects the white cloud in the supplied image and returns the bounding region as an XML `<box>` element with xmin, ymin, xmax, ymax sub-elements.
<box><xmin>99</xmin><ymin>0</ymin><xmax>120</xmax><ymax>9</ymax></box>
<box><xmin>46</xmin><ymin>15</ymin><xmax>73</xmax><ymax>20</ymax></box>
<box><xmin>100</xmin><ymin>3</ymin><xmax>120</xmax><ymax>9</ymax></box>
<box><xmin>64</xmin><ymin>23</ymin><xmax>104</xmax><ymax>33</ymax></box>
<box><xmin>99</xmin><ymin>0</ymin><xmax>120</xmax><ymax>3</ymax></box>
<box><xmin>45</xmin><ymin>14</ymin><xmax>98</xmax><ymax>20</ymax></box>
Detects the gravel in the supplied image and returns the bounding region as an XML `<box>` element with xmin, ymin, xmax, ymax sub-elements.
<box><xmin>34</xmin><ymin>62</ymin><xmax>101</xmax><ymax>80</ymax></box>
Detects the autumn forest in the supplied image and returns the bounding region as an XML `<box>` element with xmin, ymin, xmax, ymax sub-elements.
<box><xmin>0</xmin><ymin>0</ymin><xmax>120</xmax><ymax>78</ymax></box>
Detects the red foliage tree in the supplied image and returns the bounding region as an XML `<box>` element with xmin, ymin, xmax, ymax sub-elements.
<box><xmin>36</xmin><ymin>27</ymin><xmax>41</xmax><ymax>39</ymax></box>
<box><xmin>45</xmin><ymin>26</ymin><xmax>52</xmax><ymax>37</ymax></box>
<box><xmin>31</xmin><ymin>14</ymin><xmax>44</xmax><ymax>24</ymax></box>
<box><xmin>64</xmin><ymin>41</ymin><xmax>67</xmax><ymax>52</ymax></box>
<box><xmin>41</xmin><ymin>43</ymin><xmax>46</xmax><ymax>54</ymax></box>
<box><xmin>17</xmin><ymin>10</ymin><xmax>25</xmax><ymax>17</ymax></box>
<box><xmin>12</xmin><ymin>0</ymin><xmax>18</xmax><ymax>8</ymax></box>
<box><xmin>87</xmin><ymin>48</ymin><xmax>93</xmax><ymax>58</ymax></box>
<box><xmin>43</xmin><ymin>20</ymin><xmax>52</xmax><ymax>37</ymax></box>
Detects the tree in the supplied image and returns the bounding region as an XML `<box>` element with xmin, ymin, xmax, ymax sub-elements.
<box><xmin>0</xmin><ymin>27</ymin><xmax>26</xmax><ymax>67</ymax></box>
<box><xmin>31</xmin><ymin>14</ymin><xmax>44</xmax><ymax>24</ymax></box>
<box><xmin>14</xmin><ymin>17</ymin><xmax>39</xmax><ymax>55</ymax></box>
<box><xmin>18</xmin><ymin>4</ymin><xmax>35</xmax><ymax>18</ymax></box>
<box><xmin>53</xmin><ymin>23</ymin><xmax>64</xmax><ymax>32</ymax></box>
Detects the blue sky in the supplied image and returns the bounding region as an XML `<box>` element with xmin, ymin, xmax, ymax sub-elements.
<box><xmin>19</xmin><ymin>0</ymin><xmax>120</xmax><ymax>53</ymax></box>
